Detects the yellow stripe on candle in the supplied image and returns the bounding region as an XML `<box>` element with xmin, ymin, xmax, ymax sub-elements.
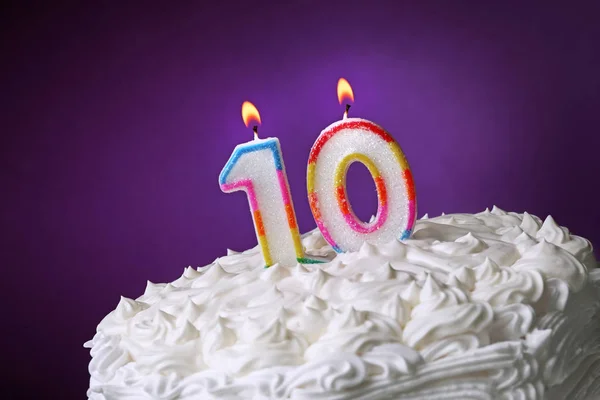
<box><xmin>253</xmin><ymin>210</ymin><xmax>273</xmax><ymax>266</ymax></box>
<box><xmin>334</xmin><ymin>153</ymin><xmax>381</xmax><ymax>186</ymax></box>
<box><xmin>258</xmin><ymin>235</ymin><xmax>273</xmax><ymax>267</ymax></box>
<box><xmin>291</xmin><ymin>228</ymin><xmax>304</xmax><ymax>258</ymax></box>
<box><xmin>307</xmin><ymin>163</ymin><xmax>316</xmax><ymax>193</ymax></box>
<box><xmin>388</xmin><ymin>142</ymin><xmax>410</xmax><ymax>170</ymax></box>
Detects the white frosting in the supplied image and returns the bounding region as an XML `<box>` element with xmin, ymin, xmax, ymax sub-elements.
<box><xmin>86</xmin><ymin>209</ymin><xmax>600</xmax><ymax>399</ymax></box>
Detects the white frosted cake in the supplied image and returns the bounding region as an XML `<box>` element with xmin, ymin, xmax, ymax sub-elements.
<box><xmin>85</xmin><ymin>208</ymin><xmax>600</xmax><ymax>399</ymax></box>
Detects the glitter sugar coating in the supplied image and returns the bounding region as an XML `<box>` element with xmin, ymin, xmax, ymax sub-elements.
<box><xmin>307</xmin><ymin>118</ymin><xmax>416</xmax><ymax>252</ymax></box>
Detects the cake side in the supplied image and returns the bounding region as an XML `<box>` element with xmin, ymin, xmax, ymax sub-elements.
<box><xmin>85</xmin><ymin>208</ymin><xmax>600</xmax><ymax>400</ymax></box>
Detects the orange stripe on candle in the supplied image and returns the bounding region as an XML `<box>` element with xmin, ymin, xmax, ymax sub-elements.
<box><xmin>309</xmin><ymin>192</ymin><xmax>321</xmax><ymax>220</ymax></box>
<box><xmin>336</xmin><ymin>185</ymin><xmax>351</xmax><ymax>215</ymax></box>
<box><xmin>285</xmin><ymin>203</ymin><xmax>297</xmax><ymax>229</ymax></box>
<box><xmin>253</xmin><ymin>210</ymin><xmax>266</xmax><ymax>236</ymax></box>
<box><xmin>375</xmin><ymin>176</ymin><xmax>387</xmax><ymax>205</ymax></box>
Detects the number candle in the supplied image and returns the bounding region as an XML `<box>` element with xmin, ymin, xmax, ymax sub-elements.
<box><xmin>307</xmin><ymin>78</ymin><xmax>417</xmax><ymax>253</ymax></box>
<box><xmin>219</xmin><ymin>101</ymin><xmax>310</xmax><ymax>268</ymax></box>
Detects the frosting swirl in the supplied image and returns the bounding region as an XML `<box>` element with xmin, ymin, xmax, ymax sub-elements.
<box><xmin>86</xmin><ymin>210</ymin><xmax>599</xmax><ymax>400</ymax></box>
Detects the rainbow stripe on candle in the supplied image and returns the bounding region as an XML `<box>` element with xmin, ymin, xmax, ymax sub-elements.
<box><xmin>334</xmin><ymin>153</ymin><xmax>389</xmax><ymax>234</ymax></box>
<box><xmin>220</xmin><ymin>138</ymin><xmax>320</xmax><ymax>267</ymax></box>
<box><xmin>307</xmin><ymin>119</ymin><xmax>416</xmax><ymax>252</ymax></box>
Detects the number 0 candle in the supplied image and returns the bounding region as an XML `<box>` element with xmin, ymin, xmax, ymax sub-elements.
<box><xmin>219</xmin><ymin>102</ymin><xmax>308</xmax><ymax>268</ymax></box>
<box><xmin>307</xmin><ymin>78</ymin><xmax>417</xmax><ymax>253</ymax></box>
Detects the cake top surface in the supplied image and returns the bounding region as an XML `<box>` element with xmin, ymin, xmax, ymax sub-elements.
<box><xmin>86</xmin><ymin>207</ymin><xmax>598</xmax><ymax>399</ymax></box>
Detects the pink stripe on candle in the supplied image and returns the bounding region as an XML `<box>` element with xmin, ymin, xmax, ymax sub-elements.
<box><xmin>276</xmin><ymin>170</ymin><xmax>292</xmax><ymax>206</ymax></box>
<box><xmin>407</xmin><ymin>199</ymin><xmax>416</xmax><ymax>230</ymax></box>
<box><xmin>308</xmin><ymin>192</ymin><xmax>340</xmax><ymax>251</ymax></box>
<box><xmin>341</xmin><ymin>203</ymin><xmax>388</xmax><ymax>234</ymax></box>
<box><xmin>221</xmin><ymin>179</ymin><xmax>259</xmax><ymax>211</ymax></box>
<box><xmin>316</xmin><ymin>220</ymin><xmax>338</xmax><ymax>250</ymax></box>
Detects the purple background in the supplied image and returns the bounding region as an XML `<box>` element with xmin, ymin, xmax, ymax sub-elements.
<box><xmin>2</xmin><ymin>1</ymin><xmax>599</xmax><ymax>398</ymax></box>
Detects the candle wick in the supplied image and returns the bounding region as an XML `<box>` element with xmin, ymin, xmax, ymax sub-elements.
<box><xmin>343</xmin><ymin>104</ymin><xmax>351</xmax><ymax>120</ymax></box>
<box><xmin>253</xmin><ymin>126</ymin><xmax>259</xmax><ymax>140</ymax></box>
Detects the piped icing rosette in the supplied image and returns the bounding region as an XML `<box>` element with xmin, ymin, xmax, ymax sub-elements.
<box><xmin>86</xmin><ymin>208</ymin><xmax>600</xmax><ymax>400</ymax></box>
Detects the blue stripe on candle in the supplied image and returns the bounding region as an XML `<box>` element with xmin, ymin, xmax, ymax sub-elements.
<box><xmin>400</xmin><ymin>229</ymin><xmax>412</xmax><ymax>240</ymax></box>
<box><xmin>219</xmin><ymin>138</ymin><xmax>283</xmax><ymax>185</ymax></box>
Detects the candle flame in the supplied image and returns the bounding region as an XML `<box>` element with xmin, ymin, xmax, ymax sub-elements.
<box><xmin>241</xmin><ymin>101</ymin><xmax>261</xmax><ymax>128</ymax></box>
<box><xmin>337</xmin><ymin>78</ymin><xmax>354</xmax><ymax>105</ymax></box>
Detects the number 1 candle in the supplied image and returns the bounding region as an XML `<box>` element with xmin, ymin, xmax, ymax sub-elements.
<box><xmin>219</xmin><ymin>101</ymin><xmax>309</xmax><ymax>268</ymax></box>
<box><xmin>307</xmin><ymin>78</ymin><xmax>417</xmax><ymax>253</ymax></box>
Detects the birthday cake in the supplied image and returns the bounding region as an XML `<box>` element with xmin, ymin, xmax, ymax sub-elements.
<box><xmin>85</xmin><ymin>208</ymin><xmax>600</xmax><ymax>399</ymax></box>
